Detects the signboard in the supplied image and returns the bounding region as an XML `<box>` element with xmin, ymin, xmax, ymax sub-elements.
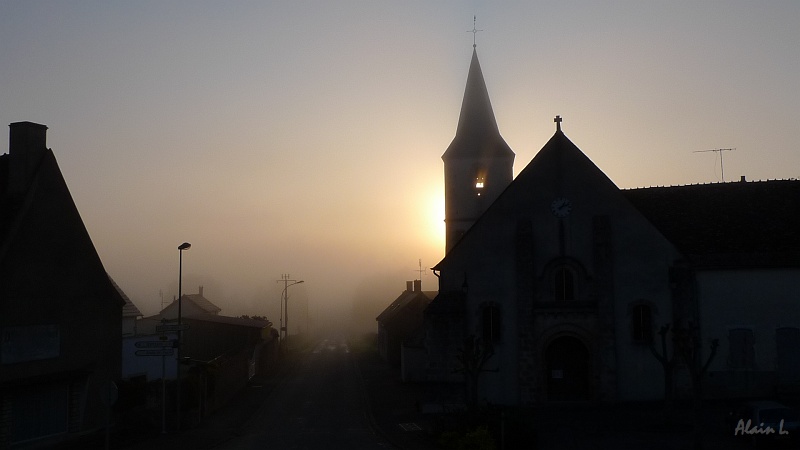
<box><xmin>1</xmin><ymin>325</ymin><xmax>60</xmax><ymax>364</ymax></box>
<box><xmin>135</xmin><ymin>349</ymin><xmax>174</xmax><ymax>357</ymax></box>
<box><xmin>134</xmin><ymin>340</ymin><xmax>176</xmax><ymax>349</ymax></box>
<box><xmin>155</xmin><ymin>324</ymin><xmax>189</xmax><ymax>332</ymax></box>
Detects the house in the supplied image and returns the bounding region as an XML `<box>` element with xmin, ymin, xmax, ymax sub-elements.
<box><xmin>123</xmin><ymin>289</ymin><xmax>276</xmax><ymax>419</ymax></box>
<box><xmin>424</xmin><ymin>49</ymin><xmax>800</xmax><ymax>406</ymax></box>
<box><xmin>376</xmin><ymin>280</ymin><xmax>436</xmax><ymax>370</ymax></box>
<box><xmin>121</xmin><ymin>288</ymin><xmax>230</xmax><ymax>382</ymax></box>
<box><xmin>0</xmin><ymin>122</ymin><xmax>125</xmax><ymax>446</ymax></box>
<box><xmin>158</xmin><ymin>285</ymin><xmax>221</xmax><ymax>319</ymax></box>
<box><xmin>178</xmin><ymin>314</ymin><xmax>275</xmax><ymax>417</ymax></box>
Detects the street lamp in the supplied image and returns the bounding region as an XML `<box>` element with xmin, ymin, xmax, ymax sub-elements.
<box><xmin>278</xmin><ymin>277</ymin><xmax>304</xmax><ymax>344</ymax></box>
<box><xmin>176</xmin><ymin>242</ymin><xmax>190</xmax><ymax>430</ymax></box>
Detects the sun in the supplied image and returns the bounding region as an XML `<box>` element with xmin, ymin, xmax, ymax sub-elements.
<box><xmin>426</xmin><ymin>192</ymin><xmax>445</xmax><ymax>251</ymax></box>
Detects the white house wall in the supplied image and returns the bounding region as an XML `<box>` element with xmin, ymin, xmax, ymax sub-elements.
<box><xmin>122</xmin><ymin>334</ymin><xmax>178</xmax><ymax>381</ymax></box>
<box><xmin>697</xmin><ymin>268</ymin><xmax>800</xmax><ymax>396</ymax></box>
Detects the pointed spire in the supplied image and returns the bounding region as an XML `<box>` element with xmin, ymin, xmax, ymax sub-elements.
<box><xmin>443</xmin><ymin>49</ymin><xmax>513</xmax><ymax>160</ymax></box>
<box><xmin>457</xmin><ymin>49</ymin><xmax>498</xmax><ymax>136</ymax></box>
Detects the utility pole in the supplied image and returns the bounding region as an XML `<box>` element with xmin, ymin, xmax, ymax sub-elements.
<box><xmin>276</xmin><ymin>274</ymin><xmax>304</xmax><ymax>343</ymax></box>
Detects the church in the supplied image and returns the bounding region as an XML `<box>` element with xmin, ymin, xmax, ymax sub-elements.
<box><xmin>423</xmin><ymin>48</ymin><xmax>800</xmax><ymax>405</ymax></box>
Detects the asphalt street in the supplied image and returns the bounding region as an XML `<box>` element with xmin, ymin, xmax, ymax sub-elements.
<box><xmin>222</xmin><ymin>337</ymin><xmax>393</xmax><ymax>450</ymax></box>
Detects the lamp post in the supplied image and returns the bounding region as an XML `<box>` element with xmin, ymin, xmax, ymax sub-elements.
<box><xmin>176</xmin><ymin>242</ymin><xmax>191</xmax><ymax>430</ymax></box>
<box><xmin>277</xmin><ymin>275</ymin><xmax>304</xmax><ymax>345</ymax></box>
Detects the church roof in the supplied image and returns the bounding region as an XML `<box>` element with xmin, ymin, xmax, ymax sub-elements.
<box><xmin>436</xmin><ymin>119</ymin><xmax>800</xmax><ymax>270</ymax></box>
<box><xmin>442</xmin><ymin>49</ymin><xmax>514</xmax><ymax>161</ymax></box>
<box><xmin>623</xmin><ymin>180</ymin><xmax>800</xmax><ymax>267</ymax></box>
<box><xmin>435</xmin><ymin>126</ymin><xmax>608</xmax><ymax>269</ymax></box>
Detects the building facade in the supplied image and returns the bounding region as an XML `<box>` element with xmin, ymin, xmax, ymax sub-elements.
<box><xmin>424</xmin><ymin>51</ymin><xmax>800</xmax><ymax>406</ymax></box>
<box><xmin>0</xmin><ymin>122</ymin><xmax>124</xmax><ymax>447</ymax></box>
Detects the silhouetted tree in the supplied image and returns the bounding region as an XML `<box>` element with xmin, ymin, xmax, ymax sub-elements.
<box><xmin>673</xmin><ymin>321</ymin><xmax>719</xmax><ymax>450</ymax></box>
<box><xmin>455</xmin><ymin>335</ymin><xmax>496</xmax><ymax>410</ymax></box>
<box><xmin>238</xmin><ymin>314</ymin><xmax>269</xmax><ymax>322</ymax></box>
<box><xmin>649</xmin><ymin>323</ymin><xmax>677</xmax><ymax>409</ymax></box>
<box><xmin>673</xmin><ymin>322</ymin><xmax>718</xmax><ymax>405</ymax></box>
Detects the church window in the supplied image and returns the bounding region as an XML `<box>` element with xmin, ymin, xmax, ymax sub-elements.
<box><xmin>554</xmin><ymin>268</ymin><xmax>575</xmax><ymax>301</ymax></box>
<box><xmin>481</xmin><ymin>303</ymin><xmax>501</xmax><ymax>343</ymax></box>
<box><xmin>631</xmin><ymin>304</ymin><xmax>653</xmax><ymax>344</ymax></box>
<box><xmin>475</xmin><ymin>175</ymin><xmax>486</xmax><ymax>197</ymax></box>
<box><xmin>728</xmin><ymin>328</ymin><xmax>755</xmax><ymax>370</ymax></box>
<box><xmin>474</xmin><ymin>172</ymin><xmax>486</xmax><ymax>196</ymax></box>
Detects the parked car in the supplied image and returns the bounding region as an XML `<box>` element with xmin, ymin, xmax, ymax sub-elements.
<box><xmin>729</xmin><ymin>401</ymin><xmax>799</xmax><ymax>447</ymax></box>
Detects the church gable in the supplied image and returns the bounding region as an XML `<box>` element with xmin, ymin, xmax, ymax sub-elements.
<box><xmin>432</xmin><ymin>121</ymin><xmax>686</xmax><ymax>404</ymax></box>
<box><xmin>437</xmin><ymin>123</ymin><xmax>683</xmax><ymax>277</ymax></box>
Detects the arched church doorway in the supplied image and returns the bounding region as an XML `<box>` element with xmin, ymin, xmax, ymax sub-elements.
<box><xmin>545</xmin><ymin>336</ymin><xmax>591</xmax><ymax>401</ymax></box>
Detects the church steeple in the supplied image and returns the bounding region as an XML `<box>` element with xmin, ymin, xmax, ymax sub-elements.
<box><xmin>442</xmin><ymin>49</ymin><xmax>514</xmax><ymax>160</ymax></box>
<box><xmin>442</xmin><ymin>48</ymin><xmax>515</xmax><ymax>253</ymax></box>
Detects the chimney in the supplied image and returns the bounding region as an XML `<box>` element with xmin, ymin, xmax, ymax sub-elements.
<box><xmin>413</xmin><ymin>279</ymin><xmax>421</xmax><ymax>292</ymax></box>
<box><xmin>406</xmin><ymin>281</ymin><xmax>413</xmax><ymax>292</ymax></box>
<box><xmin>740</xmin><ymin>175</ymin><xmax>746</xmax><ymax>182</ymax></box>
<box><xmin>8</xmin><ymin>122</ymin><xmax>48</xmax><ymax>195</ymax></box>
<box><xmin>198</xmin><ymin>286</ymin><xmax>204</xmax><ymax>296</ymax></box>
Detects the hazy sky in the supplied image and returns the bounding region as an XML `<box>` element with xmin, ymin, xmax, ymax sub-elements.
<box><xmin>2</xmin><ymin>2</ymin><xmax>799</xmax><ymax>330</ymax></box>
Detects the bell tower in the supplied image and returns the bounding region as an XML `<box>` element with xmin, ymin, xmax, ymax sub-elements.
<box><xmin>442</xmin><ymin>48</ymin><xmax>514</xmax><ymax>253</ymax></box>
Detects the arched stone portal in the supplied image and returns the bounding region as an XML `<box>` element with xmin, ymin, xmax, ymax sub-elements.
<box><xmin>545</xmin><ymin>336</ymin><xmax>591</xmax><ymax>401</ymax></box>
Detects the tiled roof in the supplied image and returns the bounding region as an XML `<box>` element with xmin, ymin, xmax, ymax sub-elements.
<box><xmin>425</xmin><ymin>290</ymin><xmax>466</xmax><ymax>316</ymax></box>
<box><xmin>180</xmin><ymin>293</ymin><xmax>222</xmax><ymax>314</ymax></box>
<box><xmin>109</xmin><ymin>276</ymin><xmax>142</xmax><ymax>318</ymax></box>
<box><xmin>623</xmin><ymin>179</ymin><xmax>800</xmax><ymax>266</ymax></box>
<box><xmin>376</xmin><ymin>290</ymin><xmax>436</xmax><ymax>323</ymax></box>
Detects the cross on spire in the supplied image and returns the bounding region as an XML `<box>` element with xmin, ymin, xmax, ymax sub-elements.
<box><xmin>554</xmin><ymin>115</ymin><xmax>562</xmax><ymax>131</ymax></box>
<box><xmin>467</xmin><ymin>15</ymin><xmax>483</xmax><ymax>48</ymax></box>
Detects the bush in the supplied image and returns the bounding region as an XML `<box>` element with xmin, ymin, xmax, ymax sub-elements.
<box><xmin>439</xmin><ymin>426</ymin><xmax>496</xmax><ymax>450</ymax></box>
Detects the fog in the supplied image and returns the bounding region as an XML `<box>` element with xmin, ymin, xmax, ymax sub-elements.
<box><xmin>3</xmin><ymin>2</ymin><xmax>800</xmax><ymax>333</ymax></box>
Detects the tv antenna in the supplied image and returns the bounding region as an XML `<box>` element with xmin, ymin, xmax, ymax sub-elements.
<box><xmin>415</xmin><ymin>259</ymin><xmax>427</xmax><ymax>286</ymax></box>
<box><xmin>693</xmin><ymin>148</ymin><xmax>735</xmax><ymax>182</ymax></box>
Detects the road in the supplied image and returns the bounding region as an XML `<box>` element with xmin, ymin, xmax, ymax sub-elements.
<box><xmin>224</xmin><ymin>337</ymin><xmax>393</xmax><ymax>450</ymax></box>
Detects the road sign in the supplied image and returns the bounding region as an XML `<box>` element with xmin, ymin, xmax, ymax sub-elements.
<box><xmin>135</xmin><ymin>349</ymin><xmax>174</xmax><ymax>357</ymax></box>
<box><xmin>155</xmin><ymin>323</ymin><xmax>189</xmax><ymax>332</ymax></box>
<box><xmin>135</xmin><ymin>340</ymin><xmax>176</xmax><ymax>349</ymax></box>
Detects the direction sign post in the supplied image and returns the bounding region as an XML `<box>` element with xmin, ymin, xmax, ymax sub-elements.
<box><xmin>155</xmin><ymin>324</ymin><xmax>189</xmax><ymax>333</ymax></box>
<box><xmin>135</xmin><ymin>340</ymin><xmax>176</xmax><ymax>349</ymax></box>
<box><xmin>135</xmin><ymin>349</ymin><xmax>174</xmax><ymax>357</ymax></box>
